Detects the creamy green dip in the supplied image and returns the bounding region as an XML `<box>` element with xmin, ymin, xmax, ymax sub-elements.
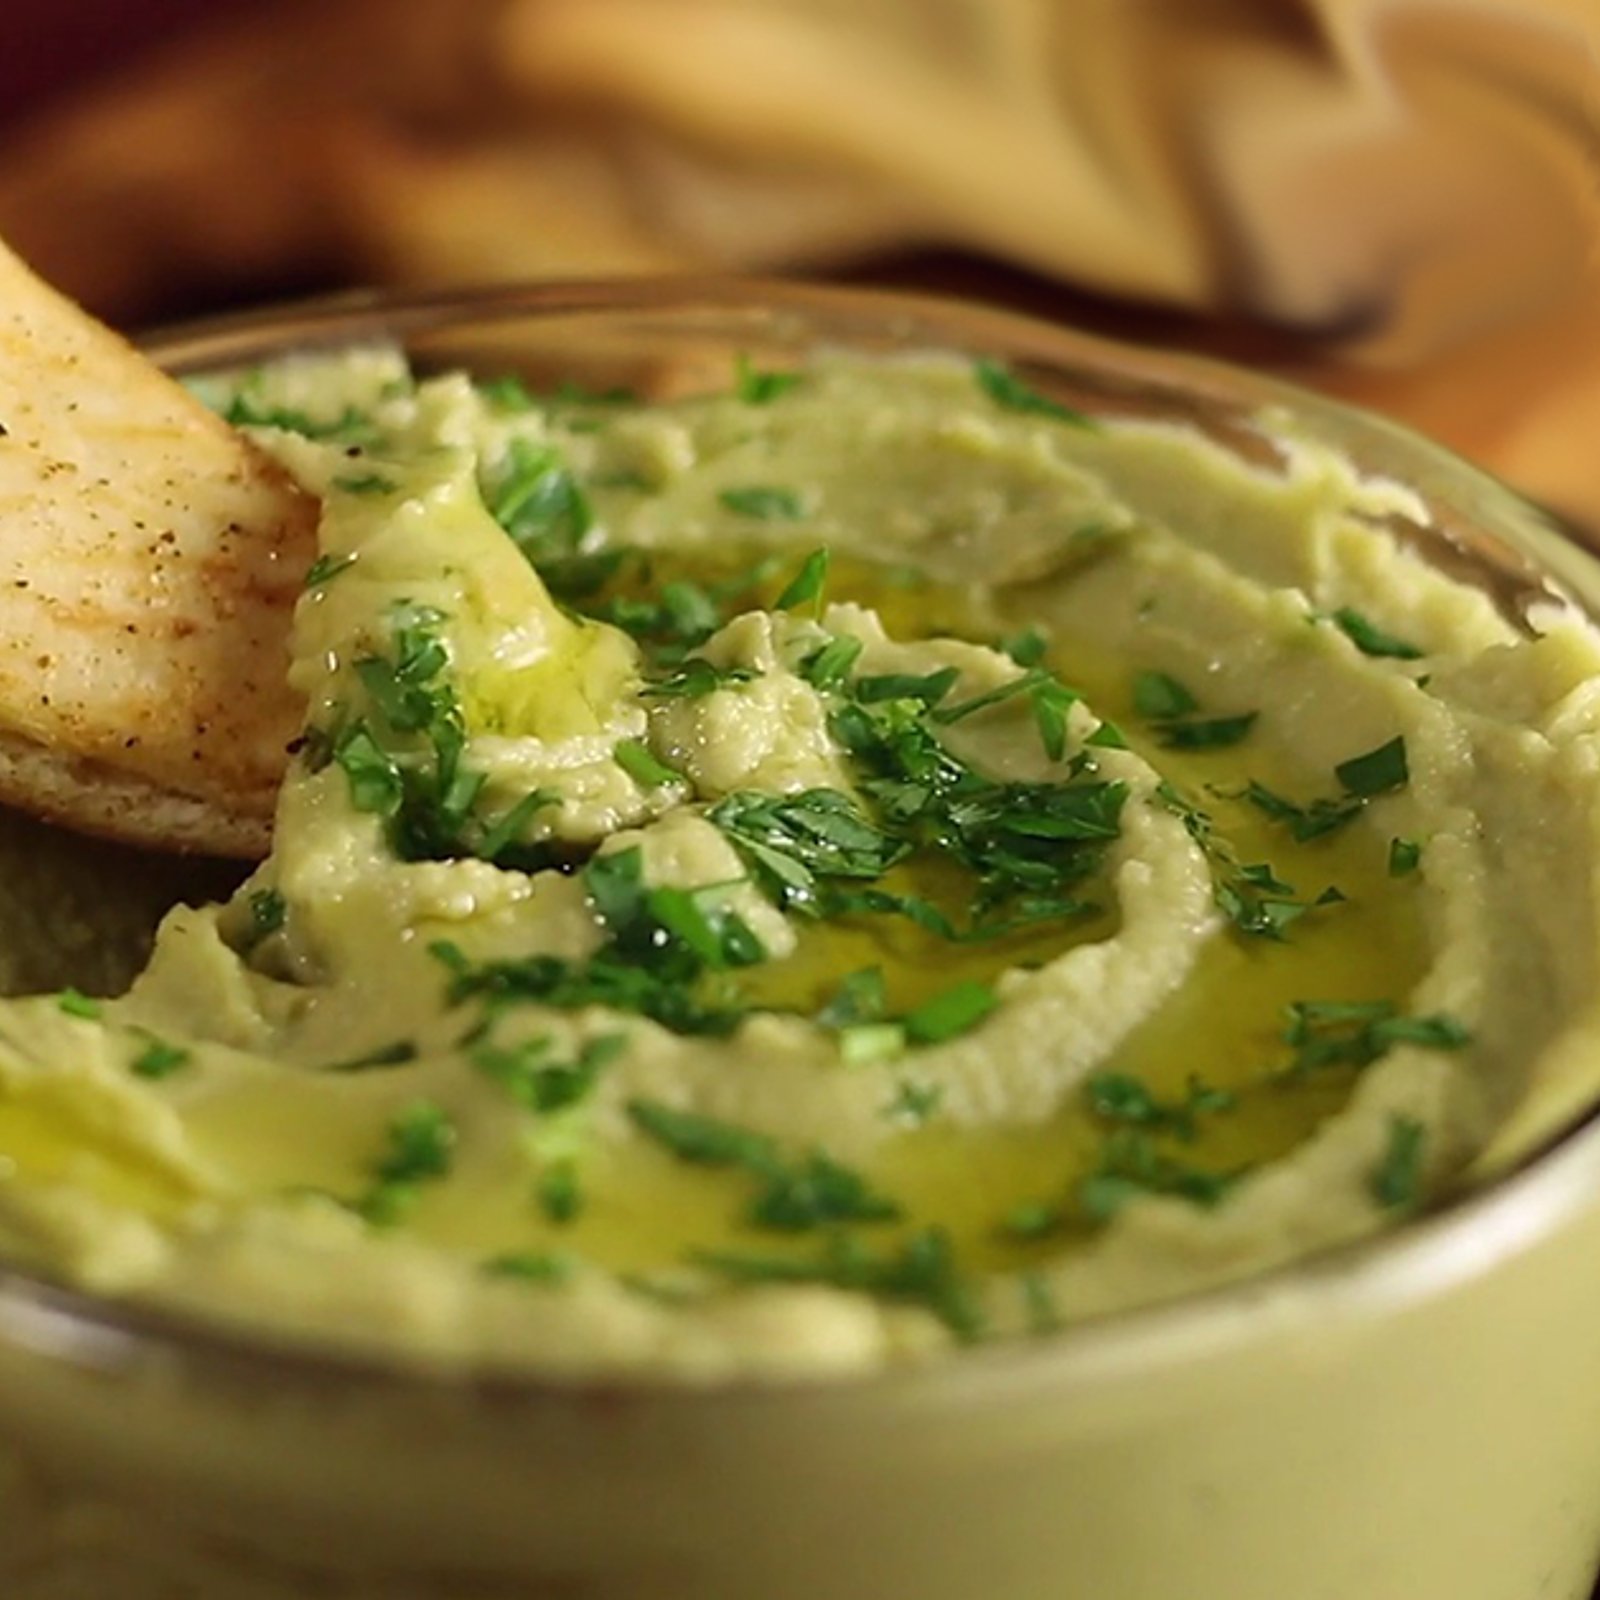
<box><xmin>0</xmin><ymin>346</ymin><xmax>1596</xmax><ymax>1377</ymax></box>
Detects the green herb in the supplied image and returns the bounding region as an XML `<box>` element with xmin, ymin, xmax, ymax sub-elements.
<box><xmin>1212</xmin><ymin>860</ymin><xmax>1340</xmax><ymax>941</ymax></box>
<box><xmin>475</xmin><ymin>789</ymin><xmax>556</xmax><ymax>863</ymax></box>
<box><xmin>1080</xmin><ymin>1129</ymin><xmax>1243</xmax><ymax>1222</ymax></box>
<box><xmin>1389</xmin><ymin>837</ymin><xmax>1422</xmax><ymax>877</ymax></box>
<box><xmin>1334</xmin><ymin>736</ymin><xmax>1409</xmax><ymax>797</ymax></box>
<box><xmin>627</xmin><ymin>1098</ymin><xmax>777</xmax><ymax>1168</ymax></box>
<box><xmin>1243</xmin><ymin>781</ymin><xmax>1365</xmax><ymax>843</ymax></box>
<box><xmin>841</xmin><ymin>1024</ymin><xmax>907</xmax><ymax>1065</ymax></box>
<box><xmin>931</xmin><ymin>668</ymin><xmax>1048</xmax><ymax>726</ymax></box>
<box><xmin>1132</xmin><ymin>671</ymin><xmax>1198</xmax><ymax>721</ymax></box>
<box><xmin>641</xmin><ymin>659</ymin><xmax>759</xmax><ymax>700</ymax></box>
<box><xmin>711</xmin><ymin>788</ymin><xmax>908</xmax><ymax>912</ymax></box>
<box><xmin>375</xmin><ymin>1099</ymin><xmax>456</xmax><ymax>1185</ymax></box>
<box><xmin>482</xmin><ymin>1251</ymin><xmax>575</xmax><ymax>1283</ymax></box>
<box><xmin>1085</xmin><ymin>719</ymin><xmax>1128</xmax><ymax>749</ymax></box>
<box><xmin>1331</xmin><ymin>608</ymin><xmax>1423</xmax><ymax>660</ymax></box>
<box><xmin>332</xmin><ymin>473</ymin><xmax>395</xmax><ymax>496</ymax></box>
<box><xmin>246</xmin><ymin>888</ymin><xmax>287</xmax><ymax>944</ymax></box>
<box><xmin>474</xmin><ymin>1033</ymin><xmax>626</xmax><ymax>1115</ymax></box>
<box><xmin>1084</xmin><ymin>1072</ymin><xmax>1236</xmax><ymax>1141</ymax></box>
<box><xmin>614</xmin><ymin>737</ymin><xmax>682</xmax><ymax>789</ymax></box>
<box><xmin>719</xmin><ymin>486</ymin><xmax>804</xmax><ymax>521</ymax></box>
<box><xmin>476</xmin><ymin>375</ymin><xmax>536</xmax><ymax>412</ymax></box>
<box><xmin>854</xmin><ymin>667</ymin><xmax>959</xmax><ymax>708</ymax></box>
<box><xmin>974</xmin><ymin>360</ymin><xmax>1091</xmax><ymax>428</ymax></box>
<box><xmin>305</xmin><ymin>553</ymin><xmax>356</xmax><ymax>588</ymax></box>
<box><xmin>1029</xmin><ymin>680</ymin><xmax>1078</xmax><ymax>761</ymax></box>
<box><xmin>130</xmin><ymin>1035</ymin><xmax>191</xmax><ymax>1080</ymax></box>
<box><xmin>748</xmin><ymin>1152</ymin><xmax>901</xmax><ymax>1231</ymax></box>
<box><xmin>901</xmin><ymin>981</ymin><xmax>997</xmax><ymax>1045</ymax></box>
<box><xmin>773</xmin><ymin>546</ymin><xmax>830</xmax><ymax>611</ymax></box>
<box><xmin>1157</xmin><ymin>713</ymin><xmax>1258</xmax><ymax>750</ymax></box>
<box><xmin>1020</xmin><ymin>1271</ymin><xmax>1061</xmax><ymax>1334</ymax></box>
<box><xmin>487</xmin><ymin>437</ymin><xmax>593</xmax><ymax>568</ymax></box>
<box><xmin>327</xmin><ymin>1040</ymin><xmax>419</xmax><ymax>1073</ymax></box>
<box><xmin>734</xmin><ymin>354</ymin><xmax>801</xmax><ymax>404</ymax></box>
<box><xmin>699</xmin><ymin>1226</ymin><xmax>982</xmax><ymax>1340</ymax></box>
<box><xmin>224</xmin><ymin>395</ymin><xmax>374</xmax><ymax>442</ymax></box>
<box><xmin>816</xmin><ymin>967</ymin><xmax>887</xmax><ymax>1031</ymax></box>
<box><xmin>1370</xmin><ymin>1115</ymin><xmax>1427</xmax><ymax>1210</ymax></box>
<box><xmin>799</xmin><ymin>633</ymin><xmax>864</xmax><ymax>689</ymax></box>
<box><xmin>1000</xmin><ymin>1200</ymin><xmax>1064</xmax><ymax>1241</ymax></box>
<box><xmin>1134</xmin><ymin>670</ymin><xmax>1255</xmax><ymax>750</ymax></box>
<box><xmin>886</xmin><ymin>1080</ymin><xmax>943</xmax><ymax>1123</ymax></box>
<box><xmin>1282</xmin><ymin>999</ymin><xmax>1471</xmax><ymax>1076</ymax></box>
<box><xmin>56</xmin><ymin>988</ymin><xmax>100</xmax><ymax>1020</ymax></box>
<box><xmin>536</xmin><ymin>1160</ymin><xmax>583</xmax><ymax>1224</ymax></box>
<box><xmin>1000</xmin><ymin>627</ymin><xmax>1048</xmax><ymax>668</ymax></box>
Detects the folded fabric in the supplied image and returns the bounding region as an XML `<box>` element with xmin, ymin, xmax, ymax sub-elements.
<box><xmin>0</xmin><ymin>0</ymin><xmax>1593</xmax><ymax>521</ymax></box>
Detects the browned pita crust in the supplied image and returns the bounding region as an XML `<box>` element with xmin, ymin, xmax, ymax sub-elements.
<box><xmin>0</xmin><ymin>236</ymin><xmax>316</xmax><ymax>855</ymax></box>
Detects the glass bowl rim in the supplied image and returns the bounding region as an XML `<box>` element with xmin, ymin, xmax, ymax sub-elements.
<box><xmin>1</xmin><ymin>271</ymin><xmax>1596</xmax><ymax>1408</ymax></box>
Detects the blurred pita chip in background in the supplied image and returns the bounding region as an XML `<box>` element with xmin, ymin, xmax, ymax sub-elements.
<box><xmin>0</xmin><ymin>0</ymin><xmax>1595</xmax><ymax>530</ymax></box>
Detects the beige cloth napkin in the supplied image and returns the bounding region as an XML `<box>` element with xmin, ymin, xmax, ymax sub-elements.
<box><xmin>0</xmin><ymin>0</ymin><xmax>1594</xmax><ymax>521</ymax></box>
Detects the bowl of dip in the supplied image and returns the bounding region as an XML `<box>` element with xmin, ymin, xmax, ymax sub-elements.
<box><xmin>1</xmin><ymin>278</ymin><xmax>1599</xmax><ymax>1599</ymax></box>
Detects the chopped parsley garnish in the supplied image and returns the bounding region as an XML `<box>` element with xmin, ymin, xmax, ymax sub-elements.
<box><xmin>1132</xmin><ymin>671</ymin><xmax>1198</xmax><ymax>721</ymax></box>
<box><xmin>224</xmin><ymin>395</ymin><xmax>375</xmax><ymax>443</ymax></box>
<box><xmin>855</xmin><ymin>667</ymin><xmax>959</xmax><ymax>708</ymax></box>
<box><xmin>1330</xmin><ymin>608</ymin><xmax>1423</xmax><ymax>660</ymax></box>
<box><xmin>1080</xmin><ymin>1129</ymin><xmax>1243</xmax><ymax>1222</ymax></box>
<box><xmin>130</xmin><ymin>1035</ymin><xmax>191</xmax><ymax>1080</ymax></box>
<box><xmin>799</xmin><ymin>633</ymin><xmax>864</xmax><ymax>688</ymax></box>
<box><xmin>327</xmin><ymin>1040</ymin><xmax>419</xmax><ymax>1073</ymax></box>
<box><xmin>614</xmin><ymin>737</ymin><xmax>682</xmax><ymax>789</ymax></box>
<box><xmin>376</xmin><ymin>1099</ymin><xmax>456</xmax><ymax>1184</ymax></box>
<box><xmin>483</xmin><ymin>1251</ymin><xmax>576</xmax><ymax>1284</ymax></box>
<box><xmin>246</xmin><ymin>888</ymin><xmax>287</xmax><ymax>944</ymax></box>
<box><xmin>56</xmin><ymin>988</ymin><xmax>100</xmax><ymax>1020</ymax></box>
<box><xmin>698</xmin><ymin>1227</ymin><xmax>981</xmax><ymax>1340</ymax></box>
<box><xmin>305</xmin><ymin>553</ymin><xmax>356</xmax><ymax>588</ymax></box>
<box><xmin>1370</xmin><ymin>1115</ymin><xmax>1427</xmax><ymax>1210</ymax></box>
<box><xmin>332</xmin><ymin>473</ymin><xmax>395</xmax><ymax>496</ymax></box>
<box><xmin>627</xmin><ymin>1099</ymin><xmax>776</xmax><ymax>1167</ymax></box>
<box><xmin>1281</xmin><ymin>999</ymin><xmax>1471</xmax><ymax>1076</ymax></box>
<box><xmin>487</xmin><ymin>437</ymin><xmax>593</xmax><ymax>568</ymax></box>
<box><xmin>885</xmin><ymin>1079</ymin><xmax>943</xmax><ymax>1124</ymax></box>
<box><xmin>475</xmin><ymin>375</ymin><xmax>536</xmax><ymax>412</ymax></box>
<box><xmin>474</xmin><ymin>1033</ymin><xmax>626</xmax><ymax>1115</ymax></box>
<box><xmin>1389</xmin><ymin>837</ymin><xmax>1423</xmax><ymax>877</ymax></box>
<box><xmin>901</xmin><ymin>980</ymin><xmax>997</xmax><ymax>1045</ymax></box>
<box><xmin>711</xmin><ymin>788</ymin><xmax>907</xmax><ymax>912</ymax></box>
<box><xmin>627</xmin><ymin>1096</ymin><xmax>900</xmax><ymax>1232</ymax></box>
<box><xmin>719</xmin><ymin>486</ymin><xmax>804</xmax><ymax>521</ymax></box>
<box><xmin>973</xmin><ymin>360</ymin><xmax>1091</xmax><ymax>429</ymax></box>
<box><xmin>1244</xmin><ymin>737</ymin><xmax>1408</xmax><ymax>842</ymax></box>
<box><xmin>432</xmin><ymin>848</ymin><xmax>763</xmax><ymax>1037</ymax></box>
<box><xmin>535</xmin><ymin>1160</ymin><xmax>583</xmax><ymax>1224</ymax></box>
<box><xmin>734</xmin><ymin>354</ymin><xmax>801</xmax><ymax>404</ymax></box>
<box><xmin>1085</xmin><ymin>1071</ymin><xmax>1235</xmax><ymax>1141</ymax></box>
<box><xmin>1133</xmin><ymin>670</ymin><xmax>1256</xmax><ymax>750</ymax></box>
<box><xmin>815</xmin><ymin>966</ymin><xmax>887</xmax><ymax>1031</ymax></box>
<box><xmin>773</xmin><ymin>546</ymin><xmax>830</xmax><ymax>611</ymax></box>
<box><xmin>1000</xmin><ymin>626</ymin><xmax>1049</xmax><ymax>668</ymax></box>
<box><xmin>359</xmin><ymin>1099</ymin><xmax>456</xmax><ymax>1227</ymax></box>
<box><xmin>1334</xmin><ymin>735</ymin><xmax>1409</xmax><ymax>797</ymax></box>
<box><xmin>641</xmin><ymin>658</ymin><xmax>759</xmax><ymax>700</ymax></box>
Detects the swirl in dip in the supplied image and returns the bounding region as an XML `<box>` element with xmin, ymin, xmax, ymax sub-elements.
<box><xmin>0</xmin><ymin>347</ymin><xmax>1596</xmax><ymax>1380</ymax></box>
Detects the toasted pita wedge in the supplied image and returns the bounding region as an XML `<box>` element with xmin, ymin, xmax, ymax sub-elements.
<box><xmin>0</xmin><ymin>236</ymin><xmax>316</xmax><ymax>857</ymax></box>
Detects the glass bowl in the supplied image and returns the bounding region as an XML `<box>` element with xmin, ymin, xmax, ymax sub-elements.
<box><xmin>1</xmin><ymin>278</ymin><xmax>1599</xmax><ymax>1600</ymax></box>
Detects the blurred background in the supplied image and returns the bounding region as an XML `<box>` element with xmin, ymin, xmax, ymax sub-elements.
<box><xmin>2</xmin><ymin>0</ymin><xmax>1595</xmax><ymax>529</ymax></box>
